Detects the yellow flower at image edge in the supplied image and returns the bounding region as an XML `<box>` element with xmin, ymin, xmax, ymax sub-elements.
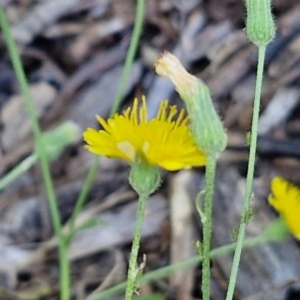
<box><xmin>83</xmin><ymin>96</ymin><xmax>206</xmax><ymax>171</ymax></box>
<box><xmin>269</xmin><ymin>177</ymin><xmax>300</xmax><ymax>240</ymax></box>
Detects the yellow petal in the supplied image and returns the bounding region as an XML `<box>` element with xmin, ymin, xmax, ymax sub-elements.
<box><xmin>269</xmin><ymin>177</ymin><xmax>300</xmax><ymax>239</ymax></box>
<box><xmin>83</xmin><ymin>97</ymin><xmax>206</xmax><ymax>170</ymax></box>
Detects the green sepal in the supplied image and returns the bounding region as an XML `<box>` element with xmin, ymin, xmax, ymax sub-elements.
<box><xmin>129</xmin><ymin>156</ymin><xmax>161</xmax><ymax>196</ymax></box>
<box><xmin>180</xmin><ymin>80</ymin><xmax>227</xmax><ymax>157</ymax></box>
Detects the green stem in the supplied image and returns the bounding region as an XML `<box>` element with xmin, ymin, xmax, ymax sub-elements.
<box><xmin>0</xmin><ymin>6</ymin><xmax>69</xmax><ymax>300</ymax></box>
<box><xmin>67</xmin><ymin>157</ymin><xmax>99</xmax><ymax>241</ymax></box>
<box><xmin>225</xmin><ymin>45</ymin><xmax>266</xmax><ymax>300</ymax></box>
<box><xmin>110</xmin><ymin>0</ymin><xmax>145</xmax><ymax>117</ymax></box>
<box><xmin>58</xmin><ymin>240</ymin><xmax>71</xmax><ymax>299</ymax></box>
<box><xmin>0</xmin><ymin>155</ymin><xmax>37</xmax><ymax>192</ymax></box>
<box><xmin>86</xmin><ymin>234</ymin><xmax>267</xmax><ymax>300</ymax></box>
<box><xmin>201</xmin><ymin>155</ymin><xmax>217</xmax><ymax>300</ymax></box>
<box><xmin>125</xmin><ymin>193</ymin><xmax>148</xmax><ymax>300</ymax></box>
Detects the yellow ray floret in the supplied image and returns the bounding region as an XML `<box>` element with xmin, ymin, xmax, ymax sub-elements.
<box><xmin>268</xmin><ymin>177</ymin><xmax>300</xmax><ymax>240</ymax></box>
<box><xmin>83</xmin><ymin>96</ymin><xmax>206</xmax><ymax>170</ymax></box>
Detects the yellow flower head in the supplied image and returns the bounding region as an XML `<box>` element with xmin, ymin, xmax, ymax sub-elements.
<box><xmin>268</xmin><ymin>177</ymin><xmax>300</xmax><ymax>240</ymax></box>
<box><xmin>83</xmin><ymin>96</ymin><xmax>206</xmax><ymax>171</ymax></box>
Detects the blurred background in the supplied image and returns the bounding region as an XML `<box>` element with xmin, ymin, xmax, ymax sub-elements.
<box><xmin>1</xmin><ymin>0</ymin><xmax>300</xmax><ymax>299</ymax></box>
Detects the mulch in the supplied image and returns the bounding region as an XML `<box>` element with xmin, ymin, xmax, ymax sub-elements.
<box><xmin>1</xmin><ymin>0</ymin><xmax>300</xmax><ymax>299</ymax></box>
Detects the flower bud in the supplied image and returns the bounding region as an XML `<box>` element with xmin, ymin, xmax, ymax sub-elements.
<box><xmin>41</xmin><ymin>121</ymin><xmax>79</xmax><ymax>161</ymax></box>
<box><xmin>261</xmin><ymin>218</ymin><xmax>290</xmax><ymax>242</ymax></box>
<box><xmin>245</xmin><ymin>0</ymin><xmax>276</xmax><ymax>46</ymax></box>
<box><xmin>155</xmin><ymin>52</ymin><xmax>227</xmax><ymax>157</ymax></box>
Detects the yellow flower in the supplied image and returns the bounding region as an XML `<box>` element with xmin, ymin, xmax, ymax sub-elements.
<box><xmin>268</xmin><ymin>177</ymin><xmax>300</xmax><ymax>240</ymax></box>
<box><xmin>83</xmin><ymin>96</ymin><xmax>206</xmax><ymax>171</ymax></box>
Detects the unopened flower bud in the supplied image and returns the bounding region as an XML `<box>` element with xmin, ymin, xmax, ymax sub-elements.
<box><xmin>155</xmin><ymin>52</ymin><xmax>227</xmax><ymax>157</ymax></box>
<box><xmin>245</xmin><ymin>0</ymin><xmax>276</xmax><ymax>46</ymax></box>
<box><xmin>41</xmin><ymin>121</ymin><xmax>79</xmax><ymax>161</ymax></box>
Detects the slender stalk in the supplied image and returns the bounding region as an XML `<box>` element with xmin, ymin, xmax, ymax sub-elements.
<box><xmin>67</xmin><ymin>157</ymin><xmax>99</xmax><ymax>241</ymax></box>
<box><xmin>58</xmin><ymin>239</ymin><xmax>71</xmax><ymax>299</ymax></box>
<box><xmin>0</xmin><ymin>6</ymin><xmax>70</xmax><ymax>300</ymax></box>
<box><xmin>110</xmin><ymin>0</ymin><xmax>145</xmax><ymax>117</ymax></box>
<box><xmin>225</xmin><ymin>45</ymin><xmax>266</xmax><ymax>300</ymax></box>
<box><xmin>0</xmin><ymin>155</ymin><xmax>37</xmax><ymax>192</ymax></box>
<box><xmin>201</xmin><ymin>155</ymin><xmax>217</xmax><ymax>300</ymax></box>
<box><xmin>125</xmin><ymin>193</ymin><xmax>148</xmax><ymax>300</ymax></box>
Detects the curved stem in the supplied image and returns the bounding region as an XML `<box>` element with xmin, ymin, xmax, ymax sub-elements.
<box><xmin>225</xmin><ymin>45</ymin><xmax>266</xmax><ymax>300</ymax></box>
<box><xmin>201</xmin><ymin>155</ymin><xmax>217</xmax><ymax>300</ymax></box>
